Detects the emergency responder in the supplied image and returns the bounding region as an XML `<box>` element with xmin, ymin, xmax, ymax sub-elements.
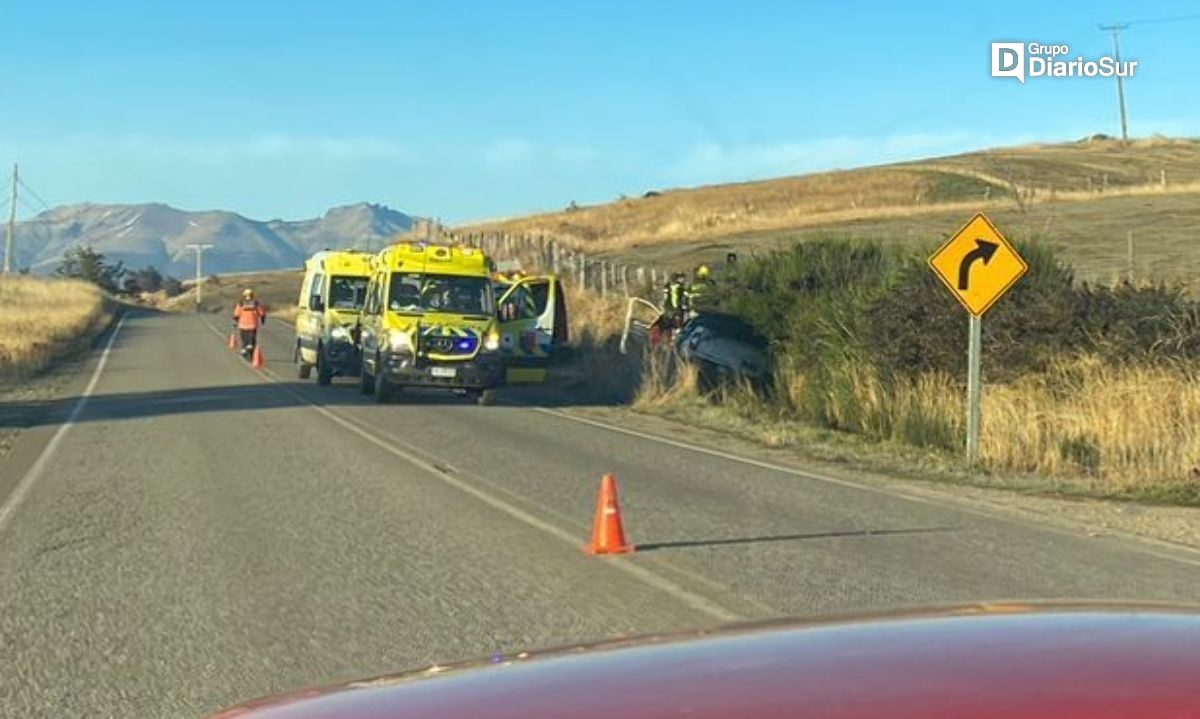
<box><xmin>391</xmin><ymin>281</ymin><xmax>421</xmax><ymax>311</ymax></box>
<box><xmin>686</xmin><ymin>264</ymin><xmax>717</xmax><ymax>313</ymax></box>
<box><xmin>661</xmin><ymin>272</ymin><xmax>688</xmax><ymax>327</ymax></box>
<box><xmin>233</xmin><ymin>288</ymin><xmax>267</xmax><ymax>356</ymax></box>
<box><xmin>448</xmin><ymin>281</ymin><xmax>480</xmax><ymax>315</ymax></box>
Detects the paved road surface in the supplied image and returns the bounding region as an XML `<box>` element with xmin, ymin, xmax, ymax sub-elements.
<box><xmin>3</xmin><ymin>311</ymin><xmax>1200</xmax><ymax>717</ymax></box>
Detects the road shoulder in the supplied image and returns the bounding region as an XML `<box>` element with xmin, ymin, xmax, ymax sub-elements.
<box><xmin>0</xmin><ymin>309</ymin><xmax>123</xmax><ymax>505</ymax></box>
<box><xmin>556</xmin><ymin>405</ymin><xmax>1200</xmax><ymax>557</ymax></box>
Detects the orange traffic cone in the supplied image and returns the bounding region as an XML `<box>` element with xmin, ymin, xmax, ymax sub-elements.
<box><xmin>227</xmin><ymin>332</ymin><xmax>237</xmax><ymax>349</ymax></box>
<box><xmin>585</xmin><ymin>474</ymin><xmax>635</xmax><ymax>555</ymax></box>
<box><xmin>251</xmin><ymin>344</ymin><xmax>265</xmax><ymax>369</ymax></box>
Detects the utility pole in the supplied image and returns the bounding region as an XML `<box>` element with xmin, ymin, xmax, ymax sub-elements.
<box><xmin>1099</xmin><ymin>23</ymin><xmax>1131</xmax><ymax>143</ymax></box>
<box><xmin>185</xmin><ymin>243</ymin><xmax>214</xmax><ymax>307</ymax></box>
<box><xmin>3</xmin><ymin>164</ymin><xmax>16</xmax><ymax>274</ymax></box>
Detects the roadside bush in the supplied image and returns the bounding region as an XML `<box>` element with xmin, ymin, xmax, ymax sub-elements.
<box><xmin>865</xmin><ymin>240</ymin><xmax>1078</xmax><ymax>382</ymax></box>
<box><xmin>1073</xmin><ymin>281</ymin><xmax>1200</xmax><ymax>361</ymax></box>
<box><xmin>123</xmin><ymin>266</ymin><xmax>171</xmax><ymax>295</ymax></box>
<box><xmin>703</xmin><ymin>234</ymin><xmax>1200</xmax><ymax>457</ymax></box>
<box><xmin>57</xmin><ymin>246</ymin><xmax>125</xmax><ymax>293</ymax></box>
<box><xmin>724</xmin><ymin>236</ymin><xmax>1200</xmax><ymax>386</ymax></box>
<box><xmin>161</xmin><ymin>276</ymin><xmax>184</xmax><ymax>297</ymax></box>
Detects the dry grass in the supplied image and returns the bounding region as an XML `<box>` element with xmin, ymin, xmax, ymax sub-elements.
<box><xmin>0</xmin><ymin>276</ymin><xmax>112</xmax><ymax>382</ymax></box>
<box><xmin>464</xmin><ymin>138</ymin><xmax>1200</xmax><ymax>252</ymax></box>
<box><xmin>983</xmin><ymin>356</ymin><xmax>1200</xmax><ymax>497</ymax></box>
<box><xmin>554</xmin><ymin>284</ymin><xmax>645</xmax><ymax>402</ymax></box>
<box><xmin>632</xmin><ymin>348</ymin><xmax>699</xmax><ymax>409</ymax></box>
<box><xmin>162</xmin><ymin>271</ymin><xmax>304</xmax><ymax>318</ymax></box>
<box><xmin>563</xmin><ymin>283</ymin><xmax>626</xmax><ymax>344</ymax></box>
<box><xmin>631</xmin><ymin>340</ymin><xmax>1200</xmax><ymax>501</ymax></box>
<box><xmin>461</xmin><ymin>137</ymin><xmax>1200</xmax><ymax>287</ymax></box>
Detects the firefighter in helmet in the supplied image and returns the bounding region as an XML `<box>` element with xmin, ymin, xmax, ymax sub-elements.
<box><xmin>233</xmin><ymin>288</ymin><xmax>267</xmax><ymax>356</ymax></box>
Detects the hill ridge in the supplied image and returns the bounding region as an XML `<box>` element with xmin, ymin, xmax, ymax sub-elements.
<box><xmin>9</xmin><ymin>201</ymin><xmax>416</xmax><ymax>275</ymax></box>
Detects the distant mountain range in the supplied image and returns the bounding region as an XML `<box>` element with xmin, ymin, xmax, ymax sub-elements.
<box><xmin>8</xmin><ymin>202</ymin><xmax>416</xmax><ymax>276</ymax></box>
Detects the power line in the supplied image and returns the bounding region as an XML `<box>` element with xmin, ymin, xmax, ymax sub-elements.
<box><xmin>1096</xmin><ymin>11</ymin><xmax>1199</xmax><ymax>144</ymax></box>
<box><xmin>1118</xmin><ymin>12</ymin><xmax>1200</xmax><ymax>26</ymax></box>
<box><xmin>16</xmin><ymin>176</ymin><xmax>52</xmax><ymax>212</ymax></box>
<box><xmin>17</xmin><ymin>196</ymin><xmax>45</xmax><ymax>215</ymax></box>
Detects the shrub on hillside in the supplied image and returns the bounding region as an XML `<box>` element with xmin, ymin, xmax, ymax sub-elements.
<box><xmin>123</xmin><ymin>266</ymin><xmax>166</xmax><ymax>295</ymax></box>
<box><xmin>725</xmin><ymin>236</ymin><xmax>1200</xmax><ymax>382</ymax></box>
<box><xmin>866</xmin><ymin>241</ymin><xmax>1078</xmax><ymax>382</ymax></box>
<box><xmin>56</xmin><ymin>246</ymin><xmax>125</xmax><ymax>293</ymax></box>
<box><xmin>1073</xmin><ymin>282</ymin><xmax>1200</xmax><ymax>361</ymax></box>
<box><xmin>161</xmin><ymin>276</ymin><xmax>184</xmax><ymax>297</ymax></box>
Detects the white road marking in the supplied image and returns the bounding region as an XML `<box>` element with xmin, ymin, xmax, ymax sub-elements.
<box><xmin>0</xmin><ymin>315</ymin><xmax>127</xmax><ymax>534</ymax></box>
<box><xmin>199</xmin><ymin>317</ymin><xmax>743</xmax><ymax>622</ymax></box>
<box><xmin>535</xmin><ymin>407</ymin><xmax>1200</xmax><ymax>570</ymax></box>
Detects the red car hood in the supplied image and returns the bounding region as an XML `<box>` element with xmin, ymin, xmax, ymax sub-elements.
<box><xmin>208</xmin><ymin>603</ymin><xmax>1200</xmax><ymax>719</ymax></box>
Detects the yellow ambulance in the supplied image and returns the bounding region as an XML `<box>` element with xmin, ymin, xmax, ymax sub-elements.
<box><xmin>294</xmin><ymin>250</ymin><xmax>374</xmax><ymax>384</ymax></box>
<box><xmin>357</xmin><ymin>243</ymin><xmax>506</xmax><ymax>403</ymax></box>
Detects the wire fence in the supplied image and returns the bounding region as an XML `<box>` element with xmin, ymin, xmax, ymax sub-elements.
<box><xmin>438</xmin><ymin>228</ymin><xmax>667</xmax><ymax>300</ymax></box>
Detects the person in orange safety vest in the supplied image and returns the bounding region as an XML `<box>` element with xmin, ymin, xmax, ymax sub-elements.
<box><xmin>233</xmin><ymin>288</ymin><xmax>267</xmax><ymax>355</ymax></box>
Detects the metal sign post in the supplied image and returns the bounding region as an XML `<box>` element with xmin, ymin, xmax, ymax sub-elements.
<box><xmin>928</xmin><ymin>213</ymin><xmax>1027</xmax><ymax>468</ymax></box>
<box><xmin>965</xmin><ymin>315</ymin><xmax>983</xmax><ymax>466</ymax></box>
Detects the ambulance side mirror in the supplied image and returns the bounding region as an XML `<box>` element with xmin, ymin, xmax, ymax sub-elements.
<box><xmin>310</xmin><ymin>296</ymin><xmax>325</xmax><ymax>312</ymax></box>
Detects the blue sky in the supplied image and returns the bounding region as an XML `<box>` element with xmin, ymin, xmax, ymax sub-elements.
<box><xmin>2</xmin><ymin>1</ymin><xmax>1198</xmax><ymax>222</ymax></box>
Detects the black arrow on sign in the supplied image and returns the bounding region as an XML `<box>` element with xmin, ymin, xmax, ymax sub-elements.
<box><xmin>957</xmin><ymin>238</ymin><xmax>1000</xmax><ymax>290</ymax></box>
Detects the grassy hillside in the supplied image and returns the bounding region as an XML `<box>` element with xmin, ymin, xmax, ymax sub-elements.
<box><xmin>461</xmin><ymin>135</ymin><xmax>1200</xmax><ymax>286</ymax></box>
<box><xmin>164</xmin><ymin>270</ymin><xmax>304</xmax><ymax>323</ymax></box>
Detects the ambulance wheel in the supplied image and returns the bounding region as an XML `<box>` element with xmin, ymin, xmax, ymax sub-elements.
<box><xmin>297</xmin><ymin>350</ymin><xmax>313</xmax><ymax>379</ymax></box>
<box><xmin>317</xmin><ymin>354</ymin><xmax>333</xmax><ymax>386</ymax></box>
<box><xmin>360</xmin><ymin>362</ymin><xmax>374</xmax><ymax>395</ymax></box>
<box><xmin>374</xmin><ymin>367</ymin><xmax>393</xmax><ymax>403</ymax></box>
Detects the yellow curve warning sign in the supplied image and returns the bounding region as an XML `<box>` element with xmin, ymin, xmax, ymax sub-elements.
<box><xmin>928</xmin><ymin>213</ymin><xmax>1028</xmax><ymax>316</ymax></box>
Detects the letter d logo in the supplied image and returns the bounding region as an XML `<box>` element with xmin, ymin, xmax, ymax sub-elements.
<box><xmin>991</xmin><ymin>42</ymin><xmax>1025</xmax><ymax>83</ymax></box>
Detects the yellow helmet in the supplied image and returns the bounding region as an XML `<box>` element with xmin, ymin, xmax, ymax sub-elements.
<box><xmin>242</xmin><ymin>288</ymin><xmax>255</xmax><ymax>299</ymax></box>
<box><xmin>696</xmin><ymin>264</ymin><xmax>711</xmax><ymax>280</ymax></box>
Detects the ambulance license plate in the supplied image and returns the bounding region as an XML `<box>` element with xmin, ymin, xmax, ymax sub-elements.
<box><xmin>430</xmin><ymin>367</ymin><xmax>457</xmax><ymax>378</ymax></box>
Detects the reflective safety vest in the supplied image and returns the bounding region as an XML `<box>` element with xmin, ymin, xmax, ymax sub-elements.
<box><xmin>663</xmin><ymin>281</ymin><xmax>687</xmax><ymax>311</ymax></box>
<box><xmin>234</xmin><ymin>300</ymin><xmax>266</xmax><ymax>330</ymax></box>
<box><xmin>686</xmin><ymin>280</ymin><xmax>715</xmax><ymax>309</ymax></box>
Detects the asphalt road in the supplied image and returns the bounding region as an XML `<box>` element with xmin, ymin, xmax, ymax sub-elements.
<box><xmin>4</xmin><ymin>311</ymin><xmax>1200</xmax><ymax>717</ymax></box>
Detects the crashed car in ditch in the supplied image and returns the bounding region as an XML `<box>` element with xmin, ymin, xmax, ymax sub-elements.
<box><xmin>620</xmin><ymin>298</ymin><xmax>770</xmax><ymax>389</ymax></box>
<box><xmin>674</xmin><ymin>311</ymin><xmax>770</xmax><ymax>389</ymax></box>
